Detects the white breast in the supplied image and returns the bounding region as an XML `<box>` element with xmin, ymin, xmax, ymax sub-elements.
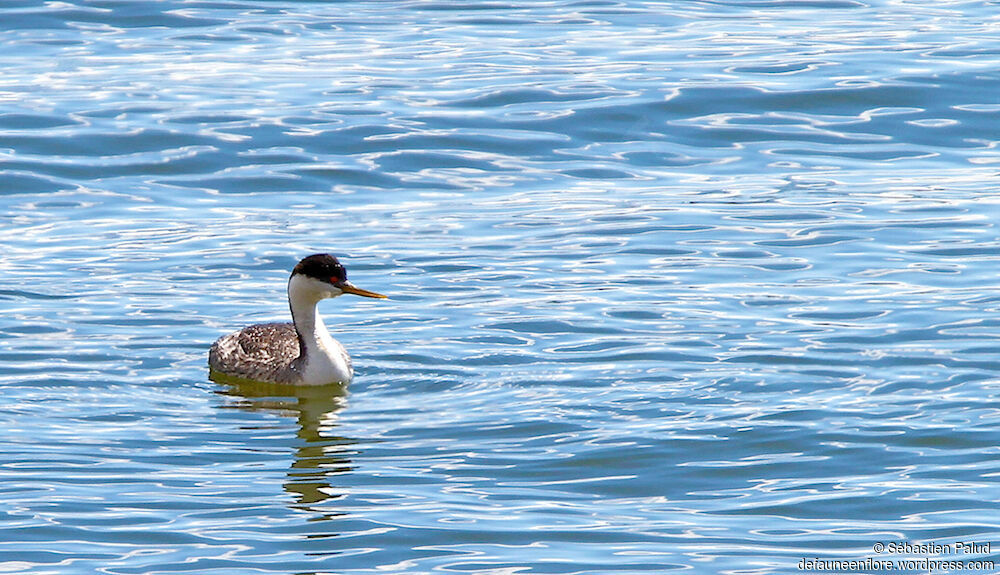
<box><xmin>297</xmin><ymin>315</ymin><xmax>353</xmax><ymax>385</ymax></box>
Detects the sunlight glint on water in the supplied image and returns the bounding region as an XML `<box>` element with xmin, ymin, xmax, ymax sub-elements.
<box><xmin>2</xmin><ymin>1</ymin><xmax>1000</xmax><ymax>574</ymax></box>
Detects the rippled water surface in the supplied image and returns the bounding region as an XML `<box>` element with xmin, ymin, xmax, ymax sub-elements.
<box><xmin>3</xmin><ymin>1</ymin><xmax>1000</xmax><ymax>573</ymax></box>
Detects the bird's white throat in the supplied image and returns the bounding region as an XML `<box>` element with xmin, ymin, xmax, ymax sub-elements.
<box><xmin>287</xmin><ymin>273</ymin><xmax>352</xmax><ymax>384</ymax></box>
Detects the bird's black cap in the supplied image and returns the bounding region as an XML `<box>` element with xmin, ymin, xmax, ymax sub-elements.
<box><xmin>292</xmin><ymin>253</ymin><xmax>347</xmax><ymax>284</ymax></box>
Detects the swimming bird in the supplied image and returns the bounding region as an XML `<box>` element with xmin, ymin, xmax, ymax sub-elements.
<box><xmin>209</xmin><ymin>254</ymin><xmax>386</xmax><ymax>385</ymax></box>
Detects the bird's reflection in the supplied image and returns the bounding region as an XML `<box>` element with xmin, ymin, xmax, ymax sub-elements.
<box><xmin>215</xmin><ymin>379</ymin><xmax>355</xmax><ymax>514</ymax></box>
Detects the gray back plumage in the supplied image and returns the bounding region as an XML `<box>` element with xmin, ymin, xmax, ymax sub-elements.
<box><xmin>209</xmin><ymin>322</ymin><xmax>302</xmax><ymax>383</ymax></box>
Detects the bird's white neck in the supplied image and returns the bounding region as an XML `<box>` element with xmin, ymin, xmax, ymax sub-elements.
<box><xmin>287</xmin><ymin>274</ymin><xmax>352</xmax><ymax>384</ymax></box>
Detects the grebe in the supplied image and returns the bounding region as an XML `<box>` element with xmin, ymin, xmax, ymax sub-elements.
<box><xmin>208</xmin><ymin>254</ymin><xmax>386</xmax><ymax>385</ymax></box>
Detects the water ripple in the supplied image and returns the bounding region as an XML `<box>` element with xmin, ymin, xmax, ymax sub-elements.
<box><xmin>2</xmin><ymin>0</ymin><xmax>1000</xmax><ymax>573</ymax></box>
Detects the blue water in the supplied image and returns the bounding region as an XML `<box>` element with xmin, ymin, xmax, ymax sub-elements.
<box><xmin>3</xmin><ymin>1</ymin><xmax>1000</xmax><ymax>573</ymax></box>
